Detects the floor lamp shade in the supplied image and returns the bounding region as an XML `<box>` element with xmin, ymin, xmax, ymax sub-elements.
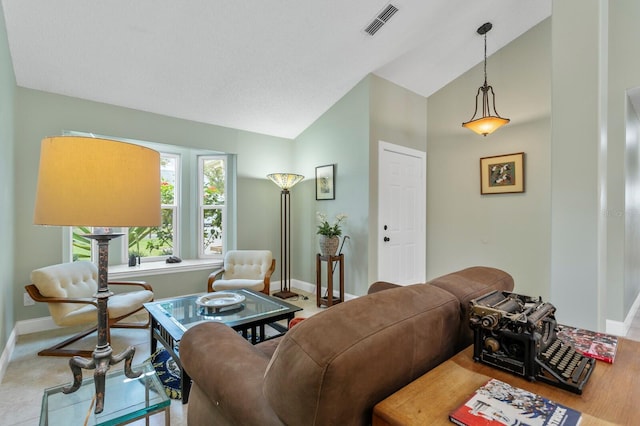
<box><xmin>34</xmin><ymin>136</ymin><xmax>161</xmax><ymax>227</ymax></box>
<box><xmin>267</xmin><ymin>173</ymin><xmax>304</xmax><ymax>190</ymax></box>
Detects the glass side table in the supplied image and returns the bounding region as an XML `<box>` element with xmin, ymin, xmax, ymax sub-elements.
<box><xmin>40</xmin><ymin>361</ymin><xmax>170</xmax><ymax>426</ymax></box>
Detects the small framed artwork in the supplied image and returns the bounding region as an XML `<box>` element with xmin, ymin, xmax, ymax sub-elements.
<box><xmin>316</xmin><ymin>164</ymin><xmax>335</xmax><ymax>200</ymax></box>
<box><xmin>480</xmin><ymin>152</ymin><xmax>525</xmax><ymax>195</ymax></box>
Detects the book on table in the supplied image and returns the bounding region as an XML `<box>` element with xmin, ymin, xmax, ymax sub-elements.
<box><xmin>556</xmin><ymin>324</ymin><xmax>618</xmax><ymax>363</ymax></box>
<box><xmin>449</xmin><ymin>378</ymin><xmax>582</xmax><ymax>426</ymax></box>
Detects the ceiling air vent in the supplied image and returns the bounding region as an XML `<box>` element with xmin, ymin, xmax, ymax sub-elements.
<box><xmin>364</xmin><ymin>3</ymin><xmax>399</xmax><ymax>36</ymax></box>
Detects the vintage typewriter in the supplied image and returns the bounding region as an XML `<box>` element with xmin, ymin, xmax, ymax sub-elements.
<box><xmin>469</xmin><ymin>290</ymin><xmax>595</xmax><ymax>394</ymax></box>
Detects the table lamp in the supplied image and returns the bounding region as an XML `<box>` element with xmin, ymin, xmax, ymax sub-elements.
<box><xmin>33</xmin><ymin>136</ymin><xmax>160</xmax><ymax>413</ymax></box>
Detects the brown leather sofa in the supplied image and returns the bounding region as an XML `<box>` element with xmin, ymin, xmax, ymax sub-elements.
<box><xmin>180</xmin><ymin>266</ymin><xmax>514</xmax><ymax>425</ymax></box>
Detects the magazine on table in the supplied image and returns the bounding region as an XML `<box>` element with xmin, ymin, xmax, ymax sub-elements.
<box><xmin>556</xmin><ymin>324</ymin><xmax>618</xmax><ymax>363</ymax></box>
<box><xmin>449</xmin><ymin>378</ymin><xmax>582</xmax><ymax>426</ymax></box>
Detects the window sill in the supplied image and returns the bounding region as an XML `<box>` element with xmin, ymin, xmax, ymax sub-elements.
<box><xmin>109</xmin><ymin>259</ymin><xmax>222</xmax><ymax>280</ymax></box>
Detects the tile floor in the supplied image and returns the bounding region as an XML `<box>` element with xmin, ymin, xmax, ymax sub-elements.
<box><xmin>2</xmin><ymin>292</ymin><xmax>640</xmax><ymax>425</ymax></box>
<box><xmin>0</xmin><ymin>290</ymin><xmax>323</xmax><ymax>426</ymax></box>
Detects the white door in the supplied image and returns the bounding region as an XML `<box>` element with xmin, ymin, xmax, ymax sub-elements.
<box><xmin>378</xmin><ymin>141</ymin><xmax>426</xmax><ymax>285</ymax></box>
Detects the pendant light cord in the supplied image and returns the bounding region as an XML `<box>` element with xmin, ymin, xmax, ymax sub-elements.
<box><xmin>483</xmin><ymin>31</ymin><xmax>488</xmax><ymax>88</ymax></box>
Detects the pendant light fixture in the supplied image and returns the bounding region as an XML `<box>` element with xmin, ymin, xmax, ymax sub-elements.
<box><xmin>462</xmin><ymin>22</ymin><xmax>510</xmax><ymax>136</ymax></box>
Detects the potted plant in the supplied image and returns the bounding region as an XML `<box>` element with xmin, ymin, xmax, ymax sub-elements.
<box><xmin>316</xmin><ymin>212</ymin><xmax>347</xmax><ymax>256</ymax></box>
<box><xmin>128</xmin><ymin>250</ymin><xmax>141</xmax><ymax>267</ymax></box>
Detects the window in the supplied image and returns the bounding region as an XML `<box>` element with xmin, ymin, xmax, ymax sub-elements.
<box><xmin>65</xmin><ymin>132</ymin><xmax>235</xmax><ymax>270</ymax></box>
<box><xmin>199</xmin><ymin>156</ymin><xmax>226</xmax><ymax>257</ymax></box>
<box><xmin>127</xmin><ymin>154</ymin><xmax>178</xmax><ymax>261</ymax></box>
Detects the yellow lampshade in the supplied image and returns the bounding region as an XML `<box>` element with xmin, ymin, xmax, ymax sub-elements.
<box><xmin>33</xmin><ymin>136</ymin><xmax>161</xmax><ymax>227</ymax></box>
<box><xmin>462</xmin><ymin>116</ymin><xmax>510</xmax><ymax>136</ymax></box>
<box><xmin>267</xmin><ymin>173</ymin><xmax>304</xmax><ymax>190</ymax></box>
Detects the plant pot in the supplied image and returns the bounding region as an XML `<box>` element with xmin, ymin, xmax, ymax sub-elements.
<box><xmin>319</xmin><ymin>235</ymin><xmax>340</xmax><ymax>256</ymax></box>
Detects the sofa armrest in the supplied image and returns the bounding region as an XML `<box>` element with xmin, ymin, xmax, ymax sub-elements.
<box><xmin>180</xmin><ymin>322</ymin><xmax>282</xmax><ymax>425</ymax></box>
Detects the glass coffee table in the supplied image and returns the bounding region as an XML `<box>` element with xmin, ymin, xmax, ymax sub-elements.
<box><xmin>40</xmin><ymin>361</ymin><xmax>170</xmax><ymax>426</ymax></box>
<box><xmin>143</xmin><ymin>289</ymin><xmax>302</xmax><ymax>403</ymax></box>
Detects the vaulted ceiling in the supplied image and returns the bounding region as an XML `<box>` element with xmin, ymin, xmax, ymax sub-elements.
<box><xmin>2</xmin><ymin>0</ymin><xmax>551</xmax><ymax>139</ymax></box>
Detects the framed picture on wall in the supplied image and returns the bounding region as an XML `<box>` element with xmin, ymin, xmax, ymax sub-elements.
<box><xmin>316</xmin><ymin>164</ymin><xmax>335</xmax><ymax>200</ymax></box>
<box><xmin>480</xmin><ymin>152</ymin><xmax>525</xmax><ymax>194</ymax></box>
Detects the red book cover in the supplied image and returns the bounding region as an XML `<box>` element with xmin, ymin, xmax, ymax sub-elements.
<box><xmin>449</xmin><ymin>379</ymin><xmax>582</xmax><ymax>426</ymax></box>
<box><xmin>556</xmin><ymin>324</ymin><xmax>618</xmax><ymax>364</ymax></box>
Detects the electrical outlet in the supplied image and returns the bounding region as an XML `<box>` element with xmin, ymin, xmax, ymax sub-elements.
<box><xmin>23</xmin><ymin>292</ymin><xmax>35</xmax><ymax>306</ymax></box>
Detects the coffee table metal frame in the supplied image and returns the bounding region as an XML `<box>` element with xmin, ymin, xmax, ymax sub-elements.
<box><xmin>144</xmin><ymin>289</ymin><xmax>301</xmax><ymax>403</ymax></box>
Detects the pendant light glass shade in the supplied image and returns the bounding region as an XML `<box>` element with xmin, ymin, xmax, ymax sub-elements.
<box><xmin>462</xmin><ymin>22</ymin><xmax>510</xmax><ymax>137</ymax></box>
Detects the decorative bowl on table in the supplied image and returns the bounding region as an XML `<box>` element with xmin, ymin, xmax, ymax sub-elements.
<box><xmin>196</xmin><ymin>292</ymin><xmax>246</xmax><ymax>314</ymax></box>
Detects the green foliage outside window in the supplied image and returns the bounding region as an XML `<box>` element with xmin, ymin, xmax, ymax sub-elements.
<box><xmin>72</xmin><ymin>226</ymin><xmax>92</xmax><ymax>261</ymax></box>
<box><xmin>71</xmin><ymin>155</ymin><xmax>227</xmax><ymax>262</ymax></box>
<box><xmin>202</xmin><ymin>158</ymin><xmax>225</xmax><ymax>254</ymax></box>
<box><xmin>128</xmin><ymin>180</ymin><xmax>175</xmax><ymax>257</ymax></box>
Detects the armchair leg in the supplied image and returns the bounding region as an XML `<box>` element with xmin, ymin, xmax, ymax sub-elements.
<box><xmin>38</xmin><ymin>310</ymin><xmax>151</xmax><ymax>358</ymax></box>
<box><xmin>37</xmin><ymin>325</ymin><xmax>98</xmax><ymax>358</ymax></box>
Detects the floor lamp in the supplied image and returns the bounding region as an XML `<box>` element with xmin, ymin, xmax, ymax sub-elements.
<box><xmin>267</xmin><ymin>173</ymin><xmax>303</xmax><ymax>299</ymax></box>
<box><xmin>33</xmin><ymin>136</ymin><xmax>160</xmax><ymax>414</ymax></box>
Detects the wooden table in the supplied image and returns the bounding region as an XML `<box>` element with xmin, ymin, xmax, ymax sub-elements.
<box><xmin>316</xmin><ymin>253</ymin><xmax>344</xmax><ymax>307</ymax></box>
<box><xmin>373</xmin><ymin>338</ymin><xmax>640</xmax><ymax>425</ymax></box>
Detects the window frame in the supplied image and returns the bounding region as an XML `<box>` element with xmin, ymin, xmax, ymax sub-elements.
<box><xmin>198</xmin><ymin>155</ymin><xmax>227</xmax><ymax>258</ymax></box>
<box><xmin>63</xmin><ymin>132</ymin><xmax>235</xmax><ymax>271</ymax></box>
<box><xmin>125</xmin><ymin>152</ymin><xmax>180</xmax><ymax>263</ymax></box>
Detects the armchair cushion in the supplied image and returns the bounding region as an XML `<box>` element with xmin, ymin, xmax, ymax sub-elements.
<box><xmin>208</xmin><ymin>250</ymin><xmax>275</xmax><ymax>294</ymax></box>
<box><xmin>30</xmin><ymin>261</ymin><xmax>153</xmax><ymax>327</ymax></box>
<box><xmin>212</xmin><ymin>278</ymin><xmax>265</xmax><ymax>292</ymax></box>
<box><xmin>223</xmin><ymin>250</ymin><xmax>273</xmax><ymax>280</ymax></box>
<box><xmin>56</xmin><ymin>290</ymin><xmax>154</xmax><ymax>327</ymax></box>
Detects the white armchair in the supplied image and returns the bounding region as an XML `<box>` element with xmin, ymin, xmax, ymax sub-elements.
<box><xmin>25</xmin><ymin>261</ymin><xmax>154</xmax><ymax>357</ymax></box>
<box><xmin>207</xmin><ymin>250</ymin><xmax>275</xmax><ymax>295</ymax></box>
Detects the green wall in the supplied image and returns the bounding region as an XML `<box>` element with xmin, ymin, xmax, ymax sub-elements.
<box><xmin>369</xmin><ymin>75</ymin><xmax>428</xmax><ymax>284</ymax></box>
<box><xmin>0</xmin><ymin>3</ymin><xmax>16</xmax><ymax>356</ymax></box>
<box><xmin>427</xmin><ymin>19</ymin><xmax>551</xmax><ymax>300</ymax></box>
<box><xmin>292</xmin><ymin>75</ymin><xmax>428</xmax><ymax>295</ymax></box>
<box><xmin>293</xmin><ymin>78</ymin><xmax>371</xmax><ymax>295</ymax></box>
<box><xmin>13</xmin><ymin>88</ymin><xmax>292</xmax><ymax>322</ymax></box>
<box><xmin>607</xmin><ymin>0</ymin><xmax>640</xmax><ymax>323</ymax></box>
<box><xmin>550</xmin><ymin>0</ymin><xmax>640</xmax><ymax>330</ymax></box>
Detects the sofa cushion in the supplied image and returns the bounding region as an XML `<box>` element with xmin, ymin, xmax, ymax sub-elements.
<box><xmin>264</xmin><ymin>283</ymin><xmax>460</xmax><ymax>426</ymax></box>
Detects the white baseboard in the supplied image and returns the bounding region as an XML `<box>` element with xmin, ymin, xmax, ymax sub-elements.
<box><xmin>0</xmin><ymin>328</ymin><xmax>17</xmax><ymax>385</ymax></box>
<box><xmin>606</xmin><ymin>290</ymin><xmax>640</xmax><ymax>336</ymax></box>
<box><xmin>0</xmin><ymin>317</ymin><xmax>61</xmax><ymax>384</ymax></box>
<box><xmin>15</xmin><ymin>316</ymin><xmax>61</xmax><ymax>335</ymax></box>
<box><xmin>272</xmin><ymin>279</ymin><xmax>357</xmax><ymax>301</ymax></box>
